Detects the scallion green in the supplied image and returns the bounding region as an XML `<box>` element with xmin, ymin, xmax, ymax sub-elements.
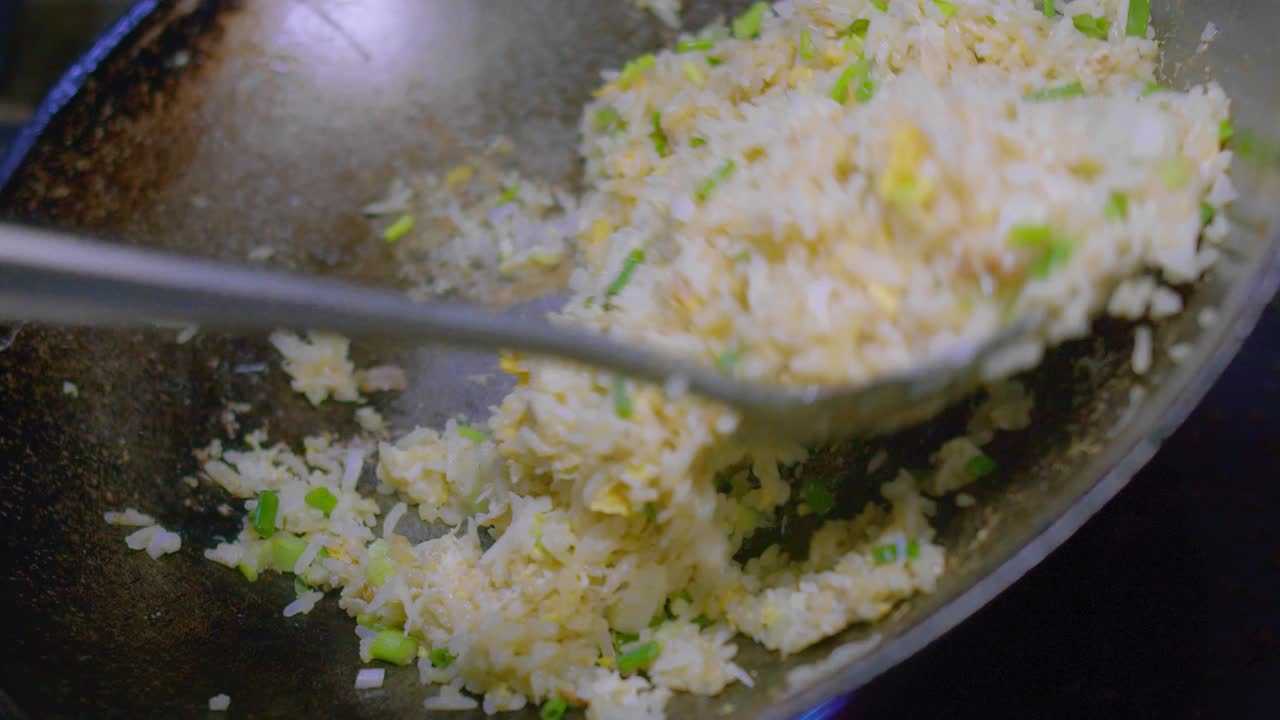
<box><xmin>693</xmin><ymin>615</ymin><xmax>712</xmax><ymax>628</ymax></box>
<box><xmin>607</xmin><ymin>248</ymin><xmax>645</xmax><ymax>298</ymax></box>
<box><xmin>594</xmin><ymin>107</ymin><xmax>623</xmax><ymax>134</ymax></box>
<box><xmin>618</xmin><ymin>54</ymin><xmax>656</xmax><ymax>86</ymax></box>
<box><xmin>906</xmin><ymin>539</ymin><xmax>921</xmax><ymax>559</ymax></box>
<box><xmin>1071</xmin><ymin>14</ymin><xmax>1111</xmax><ymax>40</ymax></box>
<box><xmin>252</xmin><ymin>490</ymin><xmax>278</xmax><ymax>538</ymax></box>
<box><xmin>695</xmin><ymin>160</ymin><xmax>736</xmax><ymax>202</ymax></box>
<box><xmin>677</xmin><ymin>37</ymin><xmax>716</xmax><ymax>53</ymax></box>
<box><xmin>802</xmin><ymin>478</ymin><xmax>835</xmax><ymax>516</ymax></box>
<box><xmin>732</xmin><ymin>2</ymin><xmax>770</xmax><ymax>40</ymax></box>
<box><xmin>1105</xmin><ymin>191</ymin><xmax>1129</xmax><ymax>222</ymax></box>
<box><xmin>270</xmin><ymin>533</ymin><xmax>308</xmax><ymax>572</ymax></box>
<box><xmin>965</xmin><ymin>453</ymin><xmax>998</xmax><ymax>478</ymax></box>
<box><xmin>643</xmin><ymin>502</ymin><xmax>658</xmax><ymax>523</ymax></box>
<box><xmin>496</xmin><ymin>185</ymin><xmax>520</xmax><ymax>206</ymax></box>
<box><xmin>371</xmin><ymin>630</ymin><xmax>418</xmax><ymax>666</ymax></box>
<box><xmin>382</xmin><ymin>214</ymin><xmax>414</xmax><ymax>243</ymax></box>
<box><xmin>1041</xmin><ymin>0</ymin><xmax>1055</xmax><ymax>17</ymax></box>
<box><xmin>616</xmin><ymin>640</ymin><xmax>661</xmax><ymax>673</ymax></box>
<box><xmin>846</xmin><ymin>18</ymin><xmax>871</xmax><ymax>37</ymax></box>
<box><xmin>715</xmin><ymin>350</ymin><xmax>739</xmax><ymax>374</ymax></box>
<box><xmin>429</xmin><ymin>647</ymin><xmax>455</xmax><ymax>668</ymax></box>
<box><xmin>870</xmin><ymin>0</ymin><xmax>888</xmax><ymax>10</ymax></box>
<box><xmin>541</xmin><ymin>697</ymin><xmax>569</xmax><ymax>720</ymax></box>
<box><xmin>1126</xmin><ymin>0</ymin><xmax>1150</xmax><ymax>37</ymax></box>
<box><xmin>799</xmin><ymin>29</ymin><xmax>815</xmax><ymax>59</ymax></box>
<box><xmin>304</xmin><ymin>487</ymin><xmax>338</xmax><ymax>516</ymax></box>
<box><xmin>612</xmin><ymin>376</ymin><xmax>633</xmax><ymax>419</ymax></box>
<box><xmin>1026</xmin><ymin>81</ymin><xmax>1085</xmax><ymax>101</ymax></box>
<box><xmin>690</xmin><ymin>136</ymin><xmax>707</xmax><ymax>148</ymax></box>
<box><xmin>1201</xmin><ymin>202</ymin><xmax>1216</xmax><ymax>226</ymax></box>
<box><xmin>458</xmin><ymin>425</ymin><xmax>489</xmax><ymax>443</ymax></box>
<box><xmin>1218</xmin><ymin>119</ymin><xmax>1235</xmax><ymax>145</ymax></box>
<box><xmin>872</xmin><ymin>544</ymin><xmax>898</xmax><ymax>565</ymax></box>
<box><xmin>933</xmin><ymin>0</ymin><xmax>957</xmax><ymax>20</ymax></box>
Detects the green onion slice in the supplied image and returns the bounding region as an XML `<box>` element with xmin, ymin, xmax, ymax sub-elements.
<box><xmin>607</xmin><ymin>249</ymin><xmax>645</xmax><ymax>297</ymax></box>
<box><xmin>616</xmin><ymin>641</ymin><xmax>661</xmax><ymax>673</ymax></box>
<box><xmin>541</xmin><ymin>697</ymin><xmax>569</xmax><ymax>720</ymax></box>
<box><xmin>382</xmin><ymin>214</ymin><xmax>414</xmax><ymax>243</ymax></box>
<box><xmin>305</xmin><ymin>487</ymin><xmax>338</xmax><ymax>516</ymax></box>
<box><xmin>1126</xmin><ymin>0</ymin><xmax>1150</xmax><ymax>37</ymax></box>
<box><xmin>965</xmin><ymin>453</ymin><xmax>998</xmax><ymax>478</ymax></box>
<box><xmin>612</xmin><ymin>376</ymin><xmax>633</xmax><ymax>419</ymax></box>
<box><xmin>1026</xmin><ymin>81</ymin><xmax>1085</xmax><ymax>101</ymax></box>
<box><xmin>371</xmin><ymin>630</ymin><xmax>418</xmax><ymax>666</ymax></box>
<box><xmin>252</xmin><ymin>490</ymin><xmax>278</xmax><ymax>538</ymax></box>
<box><xmin>732</xmin><ymin>2</ymin><xmax>770</xmax><ymax>40</ymax></box>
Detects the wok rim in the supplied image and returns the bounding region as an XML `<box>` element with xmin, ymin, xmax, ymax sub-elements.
<box><xmin>1</xmin><ymin>2</ymin><xmax>1278</xmax><ymax>718</ymax></box>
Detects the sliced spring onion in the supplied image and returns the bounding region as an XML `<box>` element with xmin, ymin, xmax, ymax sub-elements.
<box><xmin>695</xmin><ymin>160</ymin><xmax>736</xmax><ymax>202</ymax></box>
<box><xmin>382</xmin><ymin>214</ymin><xmax>415</xmax><ymax>243</ymax></box>
<box><xmin>1071</xmin><ymin>14</ymin><xmax>1111</xmax><ymax>40</ymax></box>
<box><xmin>541</xmin><ymin>697</ymin><xmax>569</xmax><ymax>720</ymax></box>
<box><xmin>872</xmin><ymin>544</ymin><xmax>898</xmax><ymax>565</ymax></box>
<box><xmin>732</xmin><ymin>2</ymin><xmax>770</xmax><ymax>40</ymax></box>
<box><xmin>618</xmin><ymin>54</ymin><xmax>656</xmax><ymax>86</ymax></box>
<box><xmin>933</xmin><ymin>0</ymin><xmax>957</xmax><ymax>20</ymax></box>
<box><xmin>845</xmin><ymin>18</ymin><xmax>870</xmax><ymax>37</ymax></box>
<box><xmin>616</xmin><ymin>641</ymin><xmax>661</xmax><ymax>673</ymax></box>
<box><xmin>366</xmin><ymin>540</ymin><xmax>393</xmax><ymax>586</ymax></box>
<box><xmin>650</xmin><ymin>111</ymin><xmax>670</xmax><ymax>157</ymax></box>
<box><xmin>594</xmin><ymin>107</ymin><xmax>623</xmax><ymax>133</ymax></box>
<box><xmin>706</xmin><ymin>56</ymin><xmax>723</xmax><ymax>66</ymax></box>
<box><xmin>906</xmin><ymin>539</ymin><xmax>921</xmax><ymax>559</ymax></box>
<box><xmin>682</xmin><ymin>61</ymin><xmax>706</xmax><ymax>86</ymax></box>
<box><xmin>690</xmin><ymin>136</ymin><xmax>707</xmax><ymax>148</ymax></box>
<box><xmin>1026</xmin><ymin>81</ymin><xmax>1085</xmax><ymax>101</ymax></box>
<box><xmin>1126</xmin><ymin>0</ymin><xmax>1150</xmax><ymax>37</ymax></box>
<box><xmin>1142</xmin><ymin>81</ymin><xmax>1168</xmax><ymax>96</ymax></box>
<box><xmin>870</xmin><ymin>0</ymin><xmax>888</xmax><ymax>10</ymax></box>
<box><xmin>1008</xmin><ymin>223</ymin><xmax>1056</xmax><ymax>247</ymax></box>
<box><xmin>643</xmin><ymin>502</ymin><xmax>658</xmax><ymax>523</ymax></box>
<box><xmin>1218</xmin><ymin>119</ymin><xmax>1235</xmax><ymax>145</ymax></box>
<box><xmin>370</xmin><ymin>630</ymin><xmax>418</xmax><ymax>666</ymax></box>
<box><xmin>1105</xmin><ymin>191</ymin><xmax>1130</xmax><ymax>222</ymax></box>
<box><xmin>305</xmin><ymin>487</ymin><xmax>338</xmax><ymax>516</ymax></box>
<box><xmin>692</xmin><ymin>615</ymin><xmax>712</xmax><ymax>628</ymax></box>
<box><xmin>612</xmin><ymin>632</ymin><xmax>639</xmax><ymax>653</ymax></box>
<box><xmin>252</xmin><ymin>490</ymin><xmax>278</xmax><ymax>538</ymax></box>
<box><xmin>673</xmin><ymin>589</ymin><xmax>694</xmax><ymax>604</ymax></box>
<box><xmin>1201</xmin><ymin>202</ymin><xmax>1216</xmax><ymax>226</ymax></box>
<box><xmin>677</xmin><ymin>37</ymin><xmax>716</xmax><ymax>53</ymax></box>
<box><xmin>715</xmin><ymin>350</ymin><xmax>739</xmax><ymax>374</ymax></box>
<box><xmin>496</xmin><ymin>185</ymin><xmax>520</xmax><ymax>206</ymax></box>
<box><xmin>270</xmin><ymin>533</ymin><xmax>309</xmax><ymax>572</ymax></box>
<box><xmin>612</xmin><ymin>376</ymin><xmax>633</xmax><ymax>419</ymax></box>
<box><xmin>607</xmin><ymin>249</ymin><xmax>645</xmax><ymax>298</ymax></box>
<box><xmin>458</xmin><ymin>425</ymin><xmax>489</xmax><ymax>443</ymax></box>
<box><xmin>964</xmin><ymin>453</ymin><xmax>998</xmax><ymax>478</ymax></box>
<box><xmin>428</xmin><ymin>647</ymin><xmax>455</xmax><ymax>668</ymax></box>
<box><xmin>294</xmin><ymin>576</ymin><xmax>311</xmax><ymax>598</ymax></box>
<box><xmin>1032</xmin><ymin>239</ymin><xmax>1073</xmax><ymax>277</ymax></box>
<box><xmin>1009</xmin><ymin>224</ymin><xmax>1072</xmax><ymax>277</ymax></box>
<box><xmin>802</xmin><ymin>478</ymin><xmax>835</xmax><ymax>516</ymax></box>
<box><xmin>1041</xmin><ymin>0</ymin><xmax>1055</xmax><ymax>16</ymax></box>
<box><xmin>856</xmin><ymin>74</ymin><xmax>876</xmax><ymax>103</ymax></box>
<box><xmin>799</xmin><ymin>29</ymin><xmax>814</xmax><ymax>59</ymax></box>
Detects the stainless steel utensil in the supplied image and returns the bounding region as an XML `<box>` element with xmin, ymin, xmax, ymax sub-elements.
<box><xmin>0</xmin><ymin>222</ymin><xmax>1041</xmax><ymax>443</ymax></box>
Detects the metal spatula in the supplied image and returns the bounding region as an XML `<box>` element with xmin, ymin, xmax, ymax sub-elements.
<box><xmin>0</xmin><ymin>222</ymin><xmax>1043</xmax><ymax>443</ymax></box>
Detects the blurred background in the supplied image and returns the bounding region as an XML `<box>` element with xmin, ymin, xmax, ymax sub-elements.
<box><xmin>1</xmin><ymin>3</ymin><xmax>1277</xmax><ymax>719</ymax></box>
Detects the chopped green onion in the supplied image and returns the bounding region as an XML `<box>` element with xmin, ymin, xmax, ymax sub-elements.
<box><xmin>305</xmin><ymin>487</ymin><xmax>339</xmax><ymax>516</ymax></box>
<box><xmin>594</xmin><ymin>107</ymin><xmax>623</xmax><ymax>133</ymax></box>
<box><xmin>252</xmin><ymin>490</ymin><xmax>278</xmax><ymax>538</ymax></box>
<box><xmin>682</xmin><ymin>61</ymin><xmax>706</xmax><ymax>86</ymax></box>
<box><xmin>541</xmin><ymin>697</ymin><xmax>569</xmax><ymax>720</ymax></box>
<box><xmin>964</xmin><ymin>453</ymin><xmax>998</xmax><ymax>478</ymax></box>
<box><xmin>846</xmin><ymin>18</ymin><xmax>871</xmax><ymax>37</ymax></box>
<box><xmin>618</xmin><ymin>54</ymin><xmax>656</xmax><ymax>86</ymax></box>
<box><xmin>933</xmin><ymin>0</ymin><xmax>957</xmax><ymax>20</ymax></box>
<box><xmin>1142</xmin><ymin>81</ymin><xmax>1168</xmax><ymax>96</ymax></box>
<box><xmin>1218</xmin><ymin>119</ymin><xmax>1235</xmax><ymax>145</ymax></box>
<box><xmin>1201</xmin><ymin>202</ymin><xmax>1216</xmax><ymax>226</ymax></box>
<box><xmin>612</xmin><ymin>376</ymin><xmax>633</xmax><ymax>419</ymax></box>
<box><xmin>1031</xmin><ymin>239</ymin><xmax>1073</xmax><ymax>277</ymax></box>
<box><xmin>1105</xmin><ymin>191</ymin><xmax>1129</xmax><ymax>221</ymax></box>
<box><xmin>732</xmin><ymin>2</ymin><xmax>770</xmax><ymax>40</ymax></box>
<box><xmin>802</xmin><ymin>478</ymin><xmax>835</xmax><ymax>515</ymax></box>
<box><xmin>650</xmin><ymin>112</ymin><xmax>669</xmax><ymax>157</ymax></box>
<box><xmin>906</xmin><ymin>539</ymin><xmax>921</xmax><ymax>559</ymax></box>
<box><xmin>429</xmin><ymin>647</ymin><xmax>455</xmax><ymax>668</ymax></box>
<box><xmin>677</xmin><ymin>37</ymin><xmax>716</xmax><ymax>53</ymax></box>
<box><xmin>1008</xmin><ymin>223</ymin><xmax>1056</xmax><ymax>247</ymax></box>
<box><xmin>382</xmin><ymin>214</ymin><xmax>414</xmax><ymax>243</ymax></box>
<box><xmin>1041</xmin><ymin>0</ymin><xmax>1055</xmax><ymax>17</ymax></box>
<box><xmin>371</xmin><ymin>630</ymin><xmax>418</xmax><ymax>666</ymax></box>
<box><xmin>715</xmin><ymin>350</ymin><xmax>739</xmax><ymax>374</ymax></box>
<box><xmin>1026</xmin><ymin>81</ymin><xmax>1085</xmax><ymax>101</ymax></box>
<box><xmin>831</xmin><ymin>57</ymin><xmax>874</xmax><ymax>105</ymax></box>
<box><xmin>643</xmin><ymin>502</ymin><xmax>658</xmax><ymax>523</ymax></box>
<box><xmin>690</xmin><ymin>136</ymin><xmax>707</xmax><ymax>148</ymax></box>
<box><xmin>673</xmin><ymin>590</ymin><xmax>694</xmax><ymax>604</ymax></box>
<box><xmin>872</xmin><ymin>544</ymin><xmax>898</xmax><ymax>565</ymax></box>
<box><xmin>458</xmin><ymin>425</ymin><xmax>489</xmax><ymax>443</ymax></box>
<box><xmin>870</xmin><ymin>0</ymin><xmax>888</xmax><ymax>10</ymax></box>
<box><xmin>294</xmin><ymin>576</ymin><xmax>311</xmax><ymax>598</ymax></box>
<box><xmin>612</xmin><ymin>631</ymin><xmax>639</xmax><ymax>653</ymax></box>
<box><xmin>695</xmin><ymin>160</ymin><xmax>736</xmax><ymax>202</ymax></box>
<box><xmin>799</xmin><ymin>29</ymin><xmax>815</xmax><ymax>59</ymax></box>
<box><xmin>1071</xmin><ymin>14</ymin><xmax>1111</xmax><ymax>40</ymax></box>
<box><xmin>607</xmin><ymin>248</ymin><xmax>645</xmax><ymax>297</ymax></box>
<box><xmin>706</xmin><ymin>56</ymin><xmax>723</xmax><ymax>66</ymax></box>
<box><xmin>270</xmin><ymin>533</ymin><xmax>309</xmax><ymax>572</ymax></box>
<box><xmin>692</xmin><ymin>615</ymin><xmax>712</xmax><ymax>628</ymax></box>
<box><xmin>1126</xmin><ymin>0</ymin><xmax>1150</xmax><ymax>37</ymax></box>
<box><xmin>366</xmin><ymin>540</ymin><xmax>393</xmax><ymax>586</ymax></box>
<box><xmin>496</xmin><ymin>185</ymin><xmax>520</xmax><ymax>206</ymax></box>
<box><xmin>616</xmin><ymin>641</ymin><xmax>661</xmax><ymax>673</ymax></box>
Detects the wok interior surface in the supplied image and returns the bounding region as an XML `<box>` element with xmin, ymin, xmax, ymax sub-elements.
<box><xmin>2</xmin><ymin>1</ymin><xmax>1278</xmax><ymax>718</ymax></box>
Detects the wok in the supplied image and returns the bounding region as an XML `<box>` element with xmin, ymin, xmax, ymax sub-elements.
<box><xmin>1</xmin><ymin>1</ymin><xmax>1278</xmax><ymax>718</ymax></box>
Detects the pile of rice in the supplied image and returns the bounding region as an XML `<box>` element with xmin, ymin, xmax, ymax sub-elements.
<box><xmin>129</xmin><ymin>1</ymin><xmax>1234</xmax><ymax>717</ymax></box>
